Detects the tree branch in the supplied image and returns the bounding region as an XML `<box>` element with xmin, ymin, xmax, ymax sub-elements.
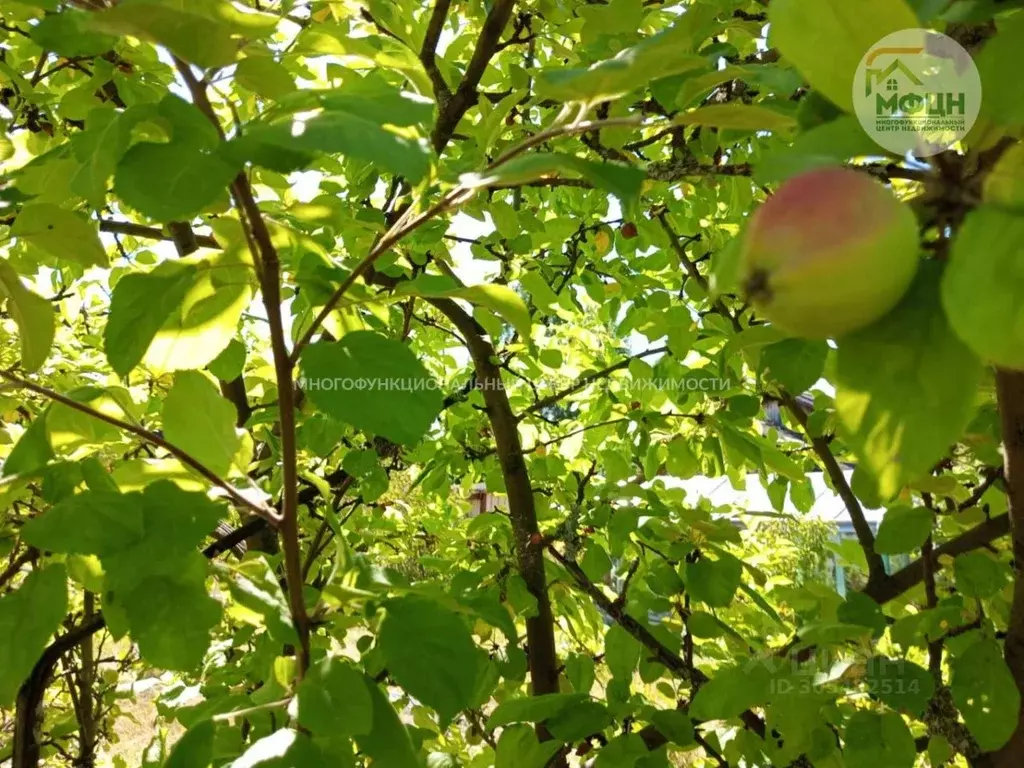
<box><xmin>779</xmin><ymin>390</ymin><xmax>888</xmax><ymax>590</ymax></box>
<box><xmin>420</xmin><ymin>0</ymin><xmax>453</xmax><ymax>100</ymax></box>
<box><xmin>431</xmin><ymin>0</ymin><xmax>517</xmax><ymax>152</ymax></box>
<box><xmin>0</xmin><ymin>370</ymin><xmax>279</xmax><ymax>525</ymax></box>
<box><xmin>99</xmin><ymin>219</ymin><xmax>220</xmax><ymax>249</ymax></box>
<box><xmin>14</xmin><ymin>514</ymin><xmax>267</xmax><ymax>766</ymax></box>
<box><xmin>991</xmin><ymin>368</ymin><xmax>1024</xmax><ymax>765</ymax></box>
<box><xmin>429</xmin><ymin>297</ymin><xmax>562</xmax><ymax>748</ymax></box>
<box><xmin>520</xmin><ymin>346</ymin><xmax>668</xmax><ymax>418</ymax></box>
<box><xmin>863</xmin><ymin>513</ymin><xmax>1010</xmax><ymax>604</ymax></box>
<box><xmin>0</xmin><ymin>547</ymin><xmax>38</xmax><ymax>591</ymax></box>
<box><xmin>174</xmin><ymin>58</ymin><xmax>309</xmax><ymax>677</ymax></box>
<box><xmin>546</xmin><ymin>543</ymin><xmax>768</xmax><ymax>738</ymax></box>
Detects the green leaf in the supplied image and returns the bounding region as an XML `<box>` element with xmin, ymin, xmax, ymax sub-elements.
<box><xmin>495</xmin><ymin>724</ymin><xmax>562</xmax><ymax>768</ymax></box>
<box><xmin>768</xmin><ymin>0</ymin><xmax>920</xmax><ymax>112</ymax></box>
<box><xmin>300</xmin><ymin>332</ymin><xmax>442</xmax><ymax>446</ymax></box>
<box><xmin>21</xmin><ymin>489</ymin><xmax>145</xmax><ymax>556</ymax></box>
<box><xmin>605</xmin><ymin>624</ymin><xmax>642</xmax><ymax>681</ymax></box>
<box><xmin>487</xmin><ymin>693</ymin><xmax>590</xmax><ymax>729</ymax></box>
<box><xmin>91</xmin><ymin>0</ymin><xmax>276</xmax><ymax>69</ymax></box>
<box><xmin>864</xmin><ymin>656</ymin><xmax>935</xmax><ymax>716</ymax></box>
<box><xmin>105</xmin><ymin>262</ymin><xmax>200</xmax><ymax>376</ymax></box>
<box><xmin>951</xmin><ymin>639</ymin><xmax>1021</xmax><ymax>751</ymax></box>
<box><xmin>874</xmin><ymin>505</ymin><xmax>932</xmax><ymax>555</ymax></box>
<box><xmin>463</xmin><ymin>153</ymin><xmax>645</xmax><ymax>209</ymax></box>
<box><xmin>114</xmin><ymin>142</ymin><xmax>237</xmax><ymax>222</ymax></box>
<box><xmin>31</xmin><ymin>11</ymin><xmax>118</xmax><ymax>57</ymax></box>
<box><xmin>843</xmin><ymin>710</ymin><xmax>916</xmax><ymax>768</ymax></box>
<box><xmin>686</xmin><ymin>552</ymin><xmax>742</xmax><ymax>608</ymax></box>
<box><xmin>754</xmin><ymin>116</ymin><xmax>889</xmax><ymax>185</ymax></box>
<box><xmin>0</xmin><ymin>564</ymin><xmax>68</xmax><ymax>708</ymax></box>
<box><xmin>927</xmin><ymin>736</ymin><xmax>954</xmax><ymax>768</ymax></box>
<box><xmin>400</xmin><ymin>276</ymin><xmax>533</xmax><ymax>341</ymax></box>
<box><xmin>47</xmin><ymin>386</ymin><xmax>127</xmax><ymax>450</ymax></box>
<box><xmin>536</xmin><ymin>16</ymin><xmax>709</xmax><ymax>102</ymax></box>
<box><xmin>229</xmin><ymin>728</ymin><xmax>330</xmax><ymax>768</ymax></box>
<box><xmin>223</xmin><ymin>557</ymin><xmax>298</xmax><ymax>646</ymax></box>
<box><xmin>836</xmin><ymin>264</ymin><xmax>982</xmax><ymax>500</ymax></box>
<box><xmin>111</xmin><ymin>567</ymin><xmax>222</xmax><ymax>671</ymax></box>
<box><xmin>837</xmin><ymin>591</ymin><xmax>887</xmax><ymax>637</ymax></box>
<box><xmin>984</xmin><ymin>143</ymin><xmax>1024</xmax><ymax>210</ymax></box>
<box><xmin>355</xmin><ymin>675</ymin><xmax>420</xmax><ymax>768</ymax></box>
<box><xmin>297</xmin><ymin>657</ymin><xmax>373</xmax><ymax>737</ymax></box>
<box><xmin>648</xmin><ymin>709</ymin><xmax>694</xmax><ymax>747</ymax></box>
<box><xmin>69</xmin><ymin>108</ymin><xmax>135</xmax><ymax>207</ymax></box>
<box><xmin>235</xmin><ymin>56</ymin><xmax>297</xmax><ymax>100</ymax></box>
<box><xmin>208</xmin><ymin>338</ymin><xmax>247</xmax><ymax>382</ymax></box>
<box><xmin>318</xmin><ymin>81</ymin><xmax>434</xmax><ymax>129</ymax></box>
<box><xmin>229</xmin><ymin>110</ymin><xmax>430</xmax><ymax>183</ymax></box>
<box><xmin>378</xmin><ymin>595</ymin><xmax>483</xmax><ymax>721</ymax></box>
<box><xmin>546</xmin><ymin>699</ymin><xmax>613</xmax><ymax>741</ymax></box>
<box><xmin>672</xmin><ymin>103</ymin><xmax>798</xmax><ymax>132</ymax></box>
<box><xmin>953</xmin><ymin>551</ymin><xmax>1007</xmax><ymax>599</ymax></box>
<box><xmin>143</xmin><ymin>254</ymin><xmax>253</xmax><ymax>375</ymax></box>
<box><xmin>760</xmin><ymin>338</ymin><xmax>828</xmax><ymax>394</ymax></box>
<box><xmin>11</xmin><ymin>203</ymin><xmax>108</xmax><ymax>267</ymax></box>
<box><xmin>164</xmin><ymin>720</ymin><xmax>215</xmax><ymax>768</ymax></box>
<box><xmin>580</xmin><ymin>541</ymin><xmax>612</xmax><ymax>582</ymax></box>
<box><xmin>162</xmin><ymin>371</ymin><xmax>241</xmax><ymax>478</ymax></box>
<box><xmin>22</xmin><ymin>482</ymin><xmax>224</xmax><ymax>670</ymax></box>
<box><xmin>5</xmin><ymin>412</ymin><xmax>56</xmax><ymax>476</ymax></box>
<box><xmin>341</xmin><ymin>449</ymin><xmax>388</xmax><ymax>502</ymax></box>
<box><xmin>941</xmin><ymin>207</ymin><xmax>1024</xmax><ymax>369</ymax></box>
<box><xmin>690</xmin><ymin>663</ymin><xmax>772</xmax><ymax>721</ymax></box>
<box><xmin>975</xmin><ymin>13</ymin><xmax>1024</xmax><ymax>127</ymax></box>
<box><xmin>594</xmin><ymin>734</ymin><xmax>648</xmax><ymax>767</ymax></box>
<box><xmin>0</xmin><ymin>262</ymin><xmax>55</xmax><ymax>372</ymax></box>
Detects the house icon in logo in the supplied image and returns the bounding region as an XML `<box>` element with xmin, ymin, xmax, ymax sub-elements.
<box><xmin>864</xmin><ymin>47</ymin><xmax>925</xmax><ymax>97</ymax></box>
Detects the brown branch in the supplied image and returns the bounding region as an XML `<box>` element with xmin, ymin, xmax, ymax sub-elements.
<box><xmin>289</xmin><ymin>192</ymin><xmax>459</xmax><ymax>364</ymax></box>
<box><xmin>98</xmin><ymin>219</ymin><xmax>220</xmax><ymax>248</ymax></box>
<box><xmin>780</xmin><ymin>390</ymin><xmax>888</xmax><ymax>590</ymax></box>
<box><xmin>431</xmin><ymin>0</ymin><xmax>517</xmax><ymax>152</ymax></box>
<box><xmin>359</xmin><ymin>7</ymin><xmax>406</xmax><ymax>43</ymax></box>
<box><xmin>863</xmin><ymin>513</ymin><xmax>1010</xmax><ymax>604</ymax></box>
<box><xmin>420</xmin><ymin>0</ymin><xmax>453</xmax><ymax>100</ymax></box>
<box><xmin>646</xmin><ymin>159</ymin><xmax>753</xmax><ymax>180</ymax></box>
<box><xmin>76</xmin><ymin>592</ymin><xmax>97</xmax><ymax>766</ymax></box>
<box><xmin>991</xmin><ymin>368</ymin><xmax>1024</xmax><ymax>764</ymax></box>
<box><xmin>0</xmin><ymin>547</ymin><xmax>38</xmax><ymax>591</ymax></box>
<box><xmin>291</xmin><ymin>114</ymin><xmax>652</xmax><ymax>362</ymax></box>
<box><xmin>14</xmin><ymin>514</ymin><xmax>267</xmax><ymax>765</ymax></box>
<box><xmin>174</xmin><ymin>58</ymin><xmax>311</xmax><ymax>677</ymax></box>
<box><xmin>546</xmin><ymin>543</ymin><xmax>768</xmax><ymax>739</ymax></box>
<box><xmin>656</xmin><ymin>213</ymin><xmax>739</xmax><ymax>330</ymax></box>
<box><xmin>958</xmin><ymin>466</ymin><xmax>1004</xmax><ymax>512</ymax></box>
<box><xmin>13</xmin><ymin>614</ymin><xmax>105</xmax><ymax>768</ymax></box>
<box><xmin>0</xmin><ymin>370</ymin><xmax>279</xmax><ymax>524</ymax></box>
<box><xmin>429</xmin><ymin>297</ymin><xmax>562</xmax><ymax>749</ymax></box>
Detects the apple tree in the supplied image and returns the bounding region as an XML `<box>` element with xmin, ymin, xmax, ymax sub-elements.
<box><xmin>1</xmin><ymin>1</ymin><xmax>1023</xmax><ymax>767</ymax></box>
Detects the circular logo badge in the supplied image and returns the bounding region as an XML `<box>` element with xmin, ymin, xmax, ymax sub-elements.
<box><xmin>853</xmin><ymin>28</ymin><xmax>982</xmax><ymax>157</ymax></box>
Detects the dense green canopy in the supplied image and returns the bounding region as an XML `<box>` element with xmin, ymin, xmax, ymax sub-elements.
<box><xmin>1</xmin><ymin>1</ymin><xmax>1024</xmax><ymax>767</ymax></box>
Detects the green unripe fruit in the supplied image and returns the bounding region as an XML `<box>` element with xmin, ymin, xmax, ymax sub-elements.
<box><xmin>739</xmin><ymin>167</ymin><xmax>920</xmax><ymax>339</ymax></box>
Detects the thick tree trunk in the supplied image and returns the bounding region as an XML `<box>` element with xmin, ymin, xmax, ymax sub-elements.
<box><xmin>990</xmin><ymin>369</ymin><xmax>1024</xmax><ymax>767</ymax></box>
